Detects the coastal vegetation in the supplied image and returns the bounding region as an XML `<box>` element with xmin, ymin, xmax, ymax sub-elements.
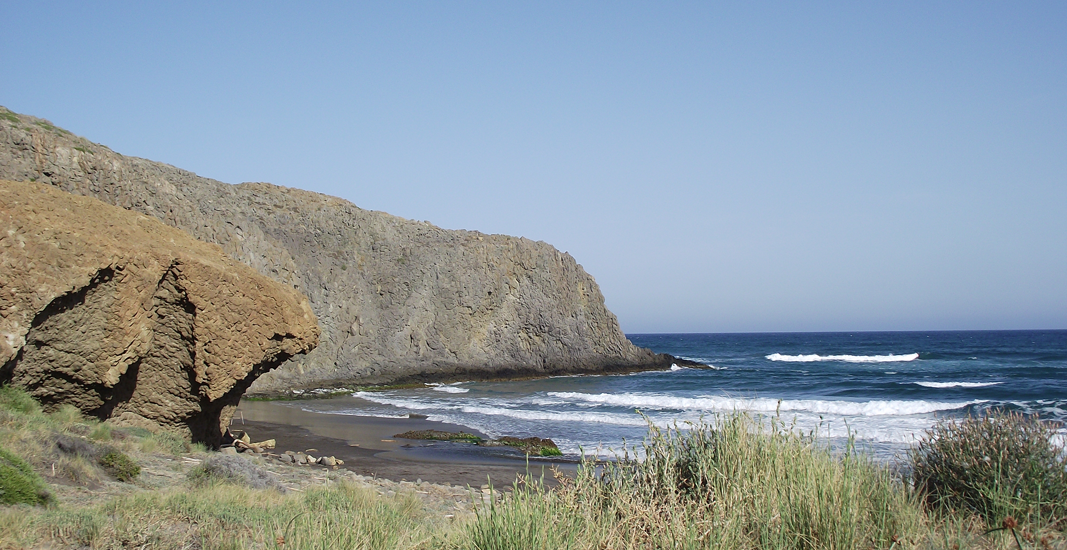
<box><xmin>1</xmin><ymin>385</ymin><xmax>1065</xmax><ymax>549</ymax></box>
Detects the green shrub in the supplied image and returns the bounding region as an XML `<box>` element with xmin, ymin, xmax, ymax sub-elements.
<box><xmin>0</xmin><ymin>446</ymin><xmax>51</xmax><ymax>506</ymax></box>
<box><xmin>910</xmin><ymin>410</ymin><xmax>1067</xmax><ymax>528</ymax></box>
<box><xmin>98</xmin><ymin>449</ymin><xmax>140</xmax><ymax>482</ymax></box>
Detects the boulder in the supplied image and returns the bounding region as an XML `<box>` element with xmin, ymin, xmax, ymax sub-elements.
<box><xmin>0</xmin><ymin>180</ymin><xmax>318</xmax><ymax>446</ymax></box>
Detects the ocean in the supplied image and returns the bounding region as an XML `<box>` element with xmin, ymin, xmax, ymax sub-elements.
<box><xmin>295</xmin><ymin>330</ymin><xmax>1067</xmax><ymax>461</ymax></box>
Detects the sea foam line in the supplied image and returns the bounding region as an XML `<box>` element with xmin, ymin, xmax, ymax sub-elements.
<box><xmin>767</xmin><ymin>352</ymin><xmax>919</xmax><ymax>363</ymax></box>
<box><xmin>547</xmin><ymin>391</ymin><xmax>981</xmax><ymax>416</ymax></box>
<box><xmin>427</xmin><ymin>383</ymin><xmax>469</xmax><ymax>393</ymax></box>
<box><xmin>353</xmin><ymin>392</ymin><xmax>649</xmax><ymax>426</ymax></box>
<box><xmin>913</xmin><ymin>381</ymin><xmax>1001</xmax><ymax>389</ymax></box>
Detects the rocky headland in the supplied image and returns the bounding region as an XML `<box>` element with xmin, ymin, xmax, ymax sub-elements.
<box><xmin>0</xmin><ymin>107</ymin><xmax>679</xmax><ymax>395</ymax></box>
<box><xmin>0</xmin><ymin>180</ymin><xmax>318</xmax><ymax>445</ymax></box>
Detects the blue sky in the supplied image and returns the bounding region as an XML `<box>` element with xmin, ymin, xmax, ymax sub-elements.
<box><xmin>3</xmin><ymin>2</ymin><xmax>1065</xmax><ymax>333</ymax></box>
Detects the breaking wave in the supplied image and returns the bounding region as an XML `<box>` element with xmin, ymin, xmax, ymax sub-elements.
<box><xmin>767</xmin><ymin>353</ymin><xmax>919</xmax><ymax>363</ymax></box>
<box><xmin>913</xmin><ymin>381</ymin><xmax>1001</xmax><ymax>389</ymax></box>
<box><xmin>547</xmin><ymin>391</ymin><xmax>981</xmax><ymax>416</ymax></box>
<box><xmin>427</xmin><ymin>383</ymin><xmax>469</xmax><ymax>393</ymax></box>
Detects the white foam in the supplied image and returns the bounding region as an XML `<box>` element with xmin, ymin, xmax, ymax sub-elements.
<box><xmin>913</xmin><ymin>381</ymin><xmax>1001</xmax><ymax>388</ymax></box>
<box><xmin>670</xmin><ymin>364</ymin><xmax>685</xmax><ymax>371</ymax></box>
<box><xmin>767</xmin><ymin>352</ymin><xmax>919</xmax><ymax>363</ymax></box>
<box><xmin>548</xmin><ymin>391</ymin><xmax>981</xmax><ymax>416</ymax></box>
<box><xmin>427</xmin><ymin>383</ymin><xmax>469</xmax><ymax>394</ymax></box>
<box><xmin>352</xmin><ymin>392</ymin><xmax>648</xmax><ymax>426</ymax></box>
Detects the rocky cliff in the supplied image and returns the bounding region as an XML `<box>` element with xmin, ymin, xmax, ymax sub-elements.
<box><xmin>0</xmin><ymin>180</ymin><xmax>319</xmax><ymax>444</ymax></box>
<box><xmin>0</xmin><ymin>107</ymin><xmax>672</xmax><ymax>394</ymax></box>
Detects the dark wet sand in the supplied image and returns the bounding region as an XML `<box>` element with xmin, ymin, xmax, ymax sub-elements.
<box><xmin>233</xmin><ymin>398</ymin><xmax>572</xmax><ymax>488</ymax></box>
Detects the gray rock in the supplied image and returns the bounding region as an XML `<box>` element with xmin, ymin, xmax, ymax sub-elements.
<box><xmin>0</xmin><ymin>107</ymin><xmax>673</xmax><ymax>393</ymax></box>
<box><xmin>318</xmin><ymin>456</ymin><xmax>337</xmax><ymax>466</ymax></box>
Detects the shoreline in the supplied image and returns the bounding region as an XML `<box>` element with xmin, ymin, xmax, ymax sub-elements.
<box><xmin>234</xmin><ymin>398</ymin><xmax>574</xmax><ymax>488</ymax></box>
<box><xmin>243</xmin><ymin>355</ymin><xmax>710</xmax><ymax>399</ymax></box>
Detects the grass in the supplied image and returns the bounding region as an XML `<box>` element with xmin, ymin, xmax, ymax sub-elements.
<box><xmin>0</xmin><ymin>481</ymin><xmax>451</xmax><ymax>549</ymax></box>
<box><xmin>464</xmin><ymin>412</ymin><xmax>1067</xmax><ymax>549</ymax></box>
<box><xmin>466</xmin><ymin>414</ymin><xmax>928</xmax><ymax>549</ymax></box>
<box><xmin>2</xmin><ymin>384</ymin><xmax>1066</xmax><ymax>549</ymax></box>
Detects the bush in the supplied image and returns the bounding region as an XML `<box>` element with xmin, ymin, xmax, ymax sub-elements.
<box><xmin>188</xmin><ymin>454</ymin><xmax>284</xmax><ymax>491</ymax></box>
<box><xmin>0</xmin><ymin>446</ymin><xmax>51</xmax><ymax>506</ymax></box>
<box><xmin>98</xmin><ymin>449</ymin><xmax>140</xmax><ymax>482</ymax></box>
<box><xmin>910</xmin><ymin>410</ymin><xmax>1067</xmax><ymax>527</ymax></box>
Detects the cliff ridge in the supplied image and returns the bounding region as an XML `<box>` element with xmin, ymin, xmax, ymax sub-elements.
<box><xmin>0</xmin><ymin>107</ymin><xmax>671</xmax><ymax>394</ymax></box>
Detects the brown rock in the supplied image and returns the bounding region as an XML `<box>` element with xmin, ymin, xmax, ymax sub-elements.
<box><xmin>0</xmin><ymin>180</ymin><xmax>318</xmax><ymax>446</ymax></box>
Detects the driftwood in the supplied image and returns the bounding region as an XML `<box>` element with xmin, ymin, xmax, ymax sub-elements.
<box><xmin>233</xmin><ymin>439</ymin><xmax>276</xmax><ymax>453</ymax></box>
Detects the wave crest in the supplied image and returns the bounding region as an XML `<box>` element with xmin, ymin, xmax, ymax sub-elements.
<box><xmin>547</xmin><ymin>391</ymin><xmax>980</xmax><ymax>416</ymax></box>
<box><xmin>427</xmin><ymin>383</ymin><xmax>469</xmax><ymax>394</ymax></box>
<box><xmin>914</xmin><ymin>381</ymin><xmax>1001</xmax><ymax>389</ymax></box>
<box><xmin>767</xmin><ymin>352</ymin><xmax>919</xmax><ymax>363</ymax></box>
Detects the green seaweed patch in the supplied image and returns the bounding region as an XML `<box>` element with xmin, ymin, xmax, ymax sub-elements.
<box><xmin>0</xmin><ymin>446</ymin><xmax>52</xmax><ymax>506</ymax></box>
<box><xmin>485</xmin><ymin>436</ymin><xmax>562</xmax><ymax>457</ymax></box>
<box><xmin>394</xmin><ymin>430</ymin><xmax>484</xmax><ymax>443</ymax></box>
<box><xmin>539</xmin><ymin>446</ymin><xmax>563</xmax><ymax>457</ymax></box>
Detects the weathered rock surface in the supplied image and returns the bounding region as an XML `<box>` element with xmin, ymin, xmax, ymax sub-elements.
<box><xmin>0</xmin><ymin>107</ymin><xmax>674</xmax><ymax>394</ymax></box>
<box><xmin>0</xmin><ymin>180</ymin><xmax>318</xmax><ymax>445</ymax></box>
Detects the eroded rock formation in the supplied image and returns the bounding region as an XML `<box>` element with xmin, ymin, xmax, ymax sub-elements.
<box><xmin>0</xmin><ymin>107</ymin><xmax>673</xmax><ymax>394</ymax></box>
<box><xmin>0</xmin><ymin>180</ymin><xmax>318</xmax><ymax>445</ymax></box>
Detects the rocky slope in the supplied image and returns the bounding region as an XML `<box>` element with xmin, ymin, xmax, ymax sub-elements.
<box><xmin>0</xmin><ymin>107</ymin><xmax>672</xmax><ymax>394</ymax></box>
<box><xmin>0</xmin><ymin>180</ymin><xmax>318</xmax><ymax>444</ymax></box>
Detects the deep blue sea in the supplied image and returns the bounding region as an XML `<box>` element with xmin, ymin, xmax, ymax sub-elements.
<box><xmin>300</xmin><ymin>330</ymin><xmax>1067</xmax><ymax>460</ymax></box>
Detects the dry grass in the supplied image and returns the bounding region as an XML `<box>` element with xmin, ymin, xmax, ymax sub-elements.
<box><xmin>3</xmin><ymin>385</ymin><xmax>1066</xmax><ymax>549</ymax></box>
<box><xmin>462</xmin><ymin>414</ymin><xmax>1067</xmax><ymax>549</ymax></box>
<box><xmin>1</xmin><ymin>481</ymin><xmax>452</xmax><ymax>549</ymax></box>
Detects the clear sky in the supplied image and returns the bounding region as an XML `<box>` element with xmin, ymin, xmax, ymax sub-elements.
<box><xmin>3</xmin><ymin>2</ymin><xmax>1065</xmax><ymax>333</ymax></box>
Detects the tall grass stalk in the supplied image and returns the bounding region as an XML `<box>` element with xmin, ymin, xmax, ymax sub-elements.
<box><xmin>463</xmin><ymin>413</ymin><xmax>927</xmax><ymax>549</ymax></box>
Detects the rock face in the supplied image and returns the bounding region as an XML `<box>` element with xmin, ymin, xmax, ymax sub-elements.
<box><xmin>0</xmin><ymin>107</ymin><xmax>671</xmax><ymax>394</ymax></box>
<box><xmin>0</xmin><ymin>180</ymin><xmax>319</xmax><ymax>445</ymax></box>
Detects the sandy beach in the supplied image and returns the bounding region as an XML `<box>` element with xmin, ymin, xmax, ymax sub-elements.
<box><xmin>233</xmin><ymin>397</ymin><xmax>573</xmax><ymax>488</ymax></box>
